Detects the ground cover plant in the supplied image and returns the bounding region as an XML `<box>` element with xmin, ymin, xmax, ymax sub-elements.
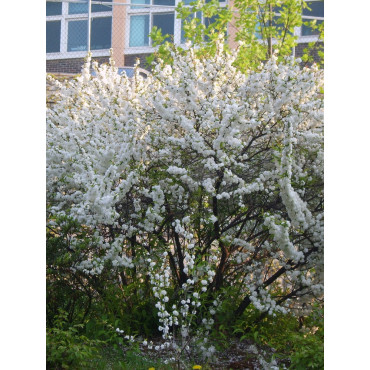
<box><xmin>47</xmin><ymin>37</ymin><xmax>323</xmax><ymax>368</ymax></box>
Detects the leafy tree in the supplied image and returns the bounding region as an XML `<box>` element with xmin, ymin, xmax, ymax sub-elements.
<box><xmin>233</xmin><ymin>0</ymin><xmax>305</xmax><ymax>70</ymax></box>
<box><xmin>149</xmin><ymin>0</ymin><xmax>323</xmax><ymax>71</ymax></box>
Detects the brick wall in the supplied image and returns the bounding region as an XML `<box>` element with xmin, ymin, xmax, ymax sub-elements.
<box><xmin>46</xmin><ymin>57</ymin><xmax>111</xmax><ymax>74</ymax></box>
<box><xmin>124</xmin><ymin>54</ymin><xmax>151</xmax><ymax>70</ymax></box>
<box><xmin>47</xmin><ymin>43</ymin><xmax>323</xmax><ymax>74</ymax></box>
<box><xmin>295</xmin><ymin>42</ymin><xmax>324</xmax><ymax>66</ymax></box>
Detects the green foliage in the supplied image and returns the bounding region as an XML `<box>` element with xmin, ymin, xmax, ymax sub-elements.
<box><xmin>234</xmin><ymin>303</ymin><xmax>324</xmax><ymax>369</ymax></box>
<box><xmin>81</xmin><ymin>345</ymin><xmax>175</xmax><ymax>370</ymax></box>
<box><xmin>47</xmin><ymin>214</ymin><xmax>160</xmax><ymax>339</ymax></box>
<box><xmin>147</xmin><ymin>0</ymin><xmax>232</xmax><ymax>67</ymax></box>
<box><xmin>148</xmin><ymin>0</ymin><xmax>323</xmax><ymax>72</ymax></box>
<box><xmin>46</xmin><ymin>310</ymin><xmax>102</xmax><ymax>369</ymax></box>
<box><xmin>146</xmin><ymin>26</ymin><xmax>174</xmax><ymax>66</ymax></box>
<box><xmin>301</xmin><ymin>20</ymin><xmax>324</xmax><ymax>68</ymax></box>
<box><xmin>233</xmin><ymin>0</ymin><xmax>303</xmax><ymax>71</ymax></box>
<box><xmin>288</xmin><ymin>331</ymin><xmax>324</xmax><ymax>369</ymax></box>
<box><xmin>46</xmin><ymin>216</ymin><xmax>94</xmax><ymax>326</ymax></box>
<box><xmin>46</xmin><ymin>311</ymin><xmax>171</xmax><ymax>370</ymax></box>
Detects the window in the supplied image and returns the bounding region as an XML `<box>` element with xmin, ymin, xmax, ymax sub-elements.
<box><xmin>46</xmin><ymin>1</ymin><xmax>112</xmax><ymax>57</ymax></box>
<box><xmin>67</xmin><ymin>20</ymin><xmax>88</xmax><ymax>52</ymax></box>
<box><xmin>126</xmin><ymin>0</ymin><xmax>229</xmax><ymax>51</ymax></box>
<box><xmin>91</xmin><ymin>17</ymin><xmax>112</xmax><ymax>49</ymax></box>
<box><xmin>153</xmin><ymin>13</ymin><xmax>175</xmax><ymax>42</ymax></box>
<box><xmin>46</xmin><ymin>2</ymin><xmax>62</xmax><ymax>16</ymax></box>
<box><xmin>128</xmin><ymin>0</ymin><xmax>176</xmax><ymax>48</ymax></box>
<box><xmin>129</xmin><ymin>13</ymin><xmax>175</xmax><ymax>47</ymax></box>
<box><xmin>67</xmin><ymin>17</ymin><xmax>112</xmax><ymax>51</ymax></box>
<box><xmin>301</xmin><ymin>0</ymin><xmax>324</xmax><ymax>36</ymax></box>
<box><xmin>47</xmin><ymin>21</ymin><xmax>61</xmax><ymax>53</ymax></box>
<box><xmin>130</xmin><ymin>15</ymin><xmax>150</xmax><ymax>46</ymax></box>
<box><xmin>69</xmin><ymin>0</ymin><xmax>112</xmax><ymax>14</ymax></box>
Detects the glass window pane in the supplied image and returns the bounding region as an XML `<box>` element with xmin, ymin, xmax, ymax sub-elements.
<box><xmin>46</xmin><ymin>21</ymin><xmax>61</xmax><ymax>53</ymax></box>
<box><xmin>131</xmin><ymin>0</ymin><xmax>150</xmax><ymax>9</ymax></box>
<box><xmin>46</xmin><ymin>2</ymin><xmax>62</xmax><ymax>16</ymax></box>
<box><xmin>69</xmin><ymin>1</ymin><xmax>112</xmax><ymax>14</ymax></box>
<box><xmin>68</xmin><ymin>20</ymin><xmax>88</xmax><ymax>52</ymax></box>
<box><xmin>91</xmin><ymin>17</ymin><xmax>112</xmax><ymax>50</ymax></box>
<box><xmin>153</xmin><ymin>13</ymin><xmax>175</xmax><ymax>43</ymax></box>
<box><xmin>154</xmin><ymin>0</ymin><xmax>175</xmax><ymax>6</ymax></box>
<box><xmin>204</xmin><ymin>14</ymin><xmax>218</xmax><ymax>28</ymax></box>
<box><xmin>92</xmin><ymin>0</ymin><xmax>112</xmax><ymax>12</ymax></box>
<box><xmin>302</xmin><ymin>1</ymin><xmax>323</xmax><ymax>36</ymax></box>
<box><xmin>69</xmin><ymin>3</ymin><xmax>88</xmax><ymax>14</ymax></box>
<box><xmin>303</xmin><ymin>1</ymin><xmax>324</xmax><ymax>17</ymax></box>
<box><xmin>130</xmin><ymin>15</ymin><xmax>149</xmax><ymax>47</ymax></box>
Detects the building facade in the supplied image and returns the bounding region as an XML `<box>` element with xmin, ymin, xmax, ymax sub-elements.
<box><xmin>46</xmin><ymin>0</ymin><xmax>323</xmax><ymax>74</ymax></box>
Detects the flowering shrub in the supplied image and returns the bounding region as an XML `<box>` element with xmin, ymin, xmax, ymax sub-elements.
<box><xmin>47</xmin><ymin>41</ymin><xmax>323</xmax><ymax>358</ymax></box>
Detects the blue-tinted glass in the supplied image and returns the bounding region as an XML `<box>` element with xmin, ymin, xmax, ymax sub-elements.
<box><xmin>154</xmin><ymin>0</ymin><xmax>175</xmax><ymax>5</ymax></box>
<box><xmin>46</xmin><ymin>21</ymin><xmax>61</xmax><ymax>53</ymax></box>
<box><xmin>47</xmin><ymin>2</ymin><xmax>62</xmax><ymax>16</ymax></box>
<box><xmin>302</xmin><ymin>1</ymin><xmax>323</xmax><ymax>36</ymax></box>
<box><xmin>69</xmin><ymin>2</ymin><xmax>88</xmax><ymax>14</ymax></box>
<box><xmin>204</xmin><ymin>14</ymin><xmax>218</xmax><ymax>28</ymax></box>
<box><xmin>153</xmin><ymin>13</ymin><xmax>175</xmax><ymax>43</ymax></box>
<box><xmin>255</xmin><ymin>21</ymin><xmax>263</xmax><ymax>39</ymax></box>
<box><xmin>68</xmin><ymin>20</ymin><xmax>88</xmax><ymax>51</ymax></box>
<box><xmin>131</xmin><ymin>0</ymin><xmax>150</xmax><ymax>10</ymax></box>
<box><xmin>273</xmin><ymin>5</ymin><xmax>283</xmax><ymax>14</ymax></box>
<box><xmin>92</xmin><ymin>0</ymin><xmax>112</xmax><ymax>12</ymax></box>
<box><xmin>130</xmin><ymin>15</ymin><xmax>149</xmax><ymax>46</ymax></box>
<box><xmin>46</xmin><ymin>2</ymin><xmax>62</xmax><ymax>16</ymax></box>
<box><xmin>69</xmin><ymin>0</ymin><xmax>112</xmax><ymax>14</ymax></box>
<box><xmin>91</xmin><ymin>17</ymin><xmax>112</xmax><ymax>50</ymax></box>
<box><xmin>303</xmin><ymin>1</ymin><xmax>324</xmax><ymax>17</ymax></box>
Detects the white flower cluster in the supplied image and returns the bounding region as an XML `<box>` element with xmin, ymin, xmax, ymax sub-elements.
<box><xmin>47</xmin><ymin>39</ymin><xmax>323</xmax><ymax>324</ymax></box>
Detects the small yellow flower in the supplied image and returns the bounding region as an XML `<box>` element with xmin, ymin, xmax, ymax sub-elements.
<box><xmin>148</xmin><ymin>368</ymin><xmax>155</xmax><ymax>370</ymax></box>
<box><xmin>193</xmin><ymin>366</ymin><xmax>202</xmax><ymax>369</ymax></box>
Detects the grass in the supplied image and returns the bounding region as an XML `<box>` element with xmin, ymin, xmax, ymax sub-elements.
<box><xmin>87</xmin><ymin>346</ymin><xmax>174</xmax><ymax>370</ymax></box>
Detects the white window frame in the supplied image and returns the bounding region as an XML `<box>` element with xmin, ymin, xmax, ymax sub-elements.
<box><xmin>46</xmin><ymin>1</ymin><xmax>113</xmax><ymax>60</ymax></box>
